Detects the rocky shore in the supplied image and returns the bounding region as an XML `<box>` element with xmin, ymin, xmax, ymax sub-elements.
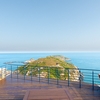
<box><xmin>0</xmin><ymin>68</ymin><xmax>10</xmax><ymax>80</ymax></box>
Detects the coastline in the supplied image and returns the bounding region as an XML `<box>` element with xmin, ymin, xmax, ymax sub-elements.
<box><xmin>0</xmin><ymin>52</ymin><xmax>100</xmax><ymax>84</ymax></box>
<box><xmin>0</xmin><ymin>68</ymin><xmax>11</xmax><ymax>80</ymax></box>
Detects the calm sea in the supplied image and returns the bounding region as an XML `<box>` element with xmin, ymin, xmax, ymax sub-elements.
<box><xmin>0</xmin><ymin>52</ymin><xmax>100</xmax><ymax>69</ymax></box>
<box><xmin>0</xmin><ymin>52</ymin><xmax>100</xmax><ymax>84</ymax></box>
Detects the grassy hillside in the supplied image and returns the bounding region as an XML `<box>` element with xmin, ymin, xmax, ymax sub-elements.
<box><xmin>17</xmin><ymin>56</ymin><xmax>79</xmax><ymax>80</ymax></box>
<box><xmin>26</xmin><ymin>56</ymin><xmax>74</xmax><ymax>68</ymax></box>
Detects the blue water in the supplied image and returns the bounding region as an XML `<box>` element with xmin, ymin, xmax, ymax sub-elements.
<box><xmin>0</xmin><ymin>52</ymin><xmax>100</xmax><ymax>69</ymax></box>
<box><xmin>0</xmin><ymin>52</ymin><xmax>100</xmax><ymax>84</ymax></box>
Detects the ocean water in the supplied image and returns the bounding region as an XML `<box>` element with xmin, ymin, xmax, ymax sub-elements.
<box><xmin>0</xmin><ymin>52</ymin><xmax>100</xmax><ymax>84</ymax></box>
<box><xmin>0</xmin><ymin>52</ymin><xmax>100</xmax><ymax>70</ymax></box>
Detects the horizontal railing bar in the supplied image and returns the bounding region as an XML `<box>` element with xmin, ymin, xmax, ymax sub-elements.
<box><xmin>1</xmin><ymin>64</ymin><xmax>100</xmax><ymax>71</ymax></box>
<box><xmin>1</xmin><ymin>64</ymin><xmax>100</xmax><ymax>91</ymax></box>
<box><xmin>66</xmin><ymin>68</ymin><xmax>100</xmax><ymax>71</ymax></box>
<box><xmin>5</xmin><ymin>64</ymin><xmax>25</xmax><ymax>66</ymax></box>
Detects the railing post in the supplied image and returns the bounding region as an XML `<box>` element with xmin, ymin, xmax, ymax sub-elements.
<box><xmin>11</xmin><ymin>65</ymin><xmax>12</xmax><ymax>78</ymax></box>
<box><xmin>1</xmin><ymin>66</ymin><xmax>2</xmax><ymax>79</ymax></box>
<box><xmin>68</xmin><ymin>69</ymin><xmax>69</xmax><ymax>86</ymax></box>
<box><xmin>17</xmin><ymin>65</ymin><xmax>18</xmax><ymax>79</ymax></box>
<box><xmin>5</xmin><ymin>65</ymin><xmax>6</xmax><ymax>78</ymax></box>
<box><xmin>31</xmin><ymin>66</ymin><xmax>32</xmax><ymax>81</ymax></box>
<box><xmin>24</xmin><ymin>65</ymin><xmax>26</xmax><ymax>80</ymax></box>
<box><xmin>92</xmin><ymin>70</ymin><xmax>94</xmax><ymax>90</ymax></box>
<box><xmin>56</xmin><ymin>68</ymin><xmax>59</xmax><ymax>85</ymax></box>
<box><xmin>38</xmin><ymin>67</ymin><xmax>40</xmax><ymax>82</ymax></box>
<box><xmin>48</xmin><ymin>67</ymin><xmax>50</xmax><ymax>84</ymax></box>
<box><xmin>79</xmin><ymin>70</ymin><xmax>82</xmax><ymax>88</ymax></box>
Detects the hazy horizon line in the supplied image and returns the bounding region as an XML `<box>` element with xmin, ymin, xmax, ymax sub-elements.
<box><xmin>0</xmin><ymin>51</ymin><xmax>100</xmax><ymax>53</ymax></box>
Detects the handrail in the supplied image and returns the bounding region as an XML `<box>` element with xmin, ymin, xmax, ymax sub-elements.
<box><xmin>0</xmin><ymin>64</ymin><xmax>100</xmax><ymax>91</ymax></box>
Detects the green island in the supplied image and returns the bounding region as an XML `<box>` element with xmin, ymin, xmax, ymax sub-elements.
<box><xmin>17</xmin><ymin>55</ymin><xmax>80</xmax><ymax>81</ymax></box>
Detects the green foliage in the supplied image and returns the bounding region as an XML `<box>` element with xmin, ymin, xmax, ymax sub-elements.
<box><xmin>17</xmin><ymin>56</ymin><xmax>77</xmax><ymax>80</ymax></box>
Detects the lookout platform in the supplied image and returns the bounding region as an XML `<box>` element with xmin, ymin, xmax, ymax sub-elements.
<box><xmin>0</xmin><ymin>76</ymin><xmax>100</xmax><ymax>100</ymax></box>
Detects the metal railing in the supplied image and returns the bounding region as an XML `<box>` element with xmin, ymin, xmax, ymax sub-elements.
<box><xmin>0</xmin><ymin>64</ymin><xmax>100</xmax><ymax>91</ymax></box>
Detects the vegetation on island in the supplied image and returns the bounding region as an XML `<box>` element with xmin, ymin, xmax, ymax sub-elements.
<box><xmin>48</xmin><ymin>55</ymin><xmax>70</xmax><ymax>61</ymax></box>
<box><xmin>17</xmin><ymin>55</ymin><xmax>79</xmax><ymax>80</ymax></box>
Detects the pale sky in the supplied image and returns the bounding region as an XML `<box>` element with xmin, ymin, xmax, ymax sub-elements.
<box><xmin>0</xmin><ymin>0</ymin><xmax>100</xmax><ymax>52</ymax></box>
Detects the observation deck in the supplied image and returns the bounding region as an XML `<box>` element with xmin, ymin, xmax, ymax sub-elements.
<box><xmin>0</xmin><ymin>64</ymin><xmax>100</xmax><ymax>100</ymax></box>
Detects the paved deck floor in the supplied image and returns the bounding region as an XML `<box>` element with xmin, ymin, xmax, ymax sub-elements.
<box><xmin>0</xmin><ymin>76</ymin><xmax>100</xmax><ymax>100</ymax></box>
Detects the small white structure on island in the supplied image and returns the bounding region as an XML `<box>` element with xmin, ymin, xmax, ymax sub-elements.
<box><xmin>25</xmin><ymin>58</ymin><xmax>35</xmax><ymax>63</ymax></box>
